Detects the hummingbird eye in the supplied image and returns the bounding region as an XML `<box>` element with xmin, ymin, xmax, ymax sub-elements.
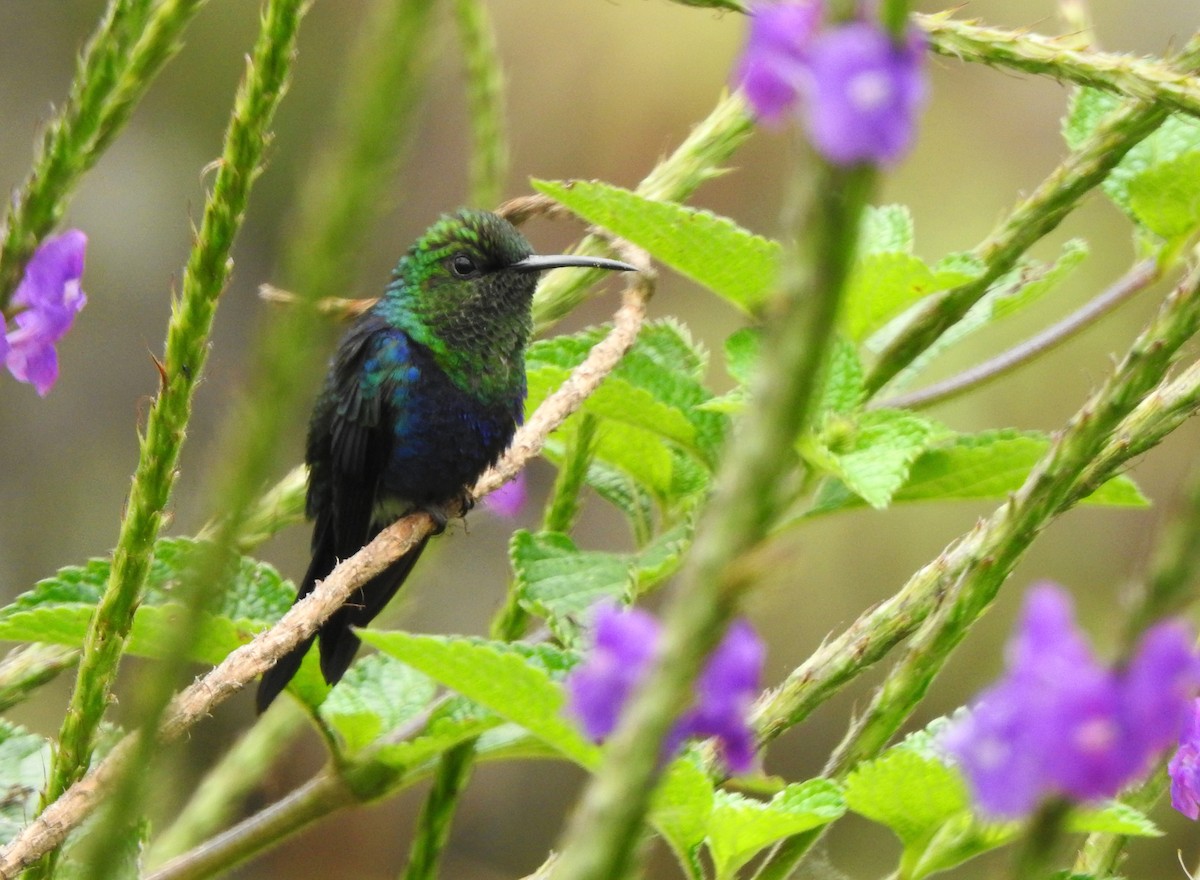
<box><xmin>449</xmin><ymin>253</ymin><xmax>479</xmax><ymax>278</ymax></box>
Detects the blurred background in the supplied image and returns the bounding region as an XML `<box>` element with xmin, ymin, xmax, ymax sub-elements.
<box><xmin>2</xmin><ymin>0</ymin><xmax>1199</xmax><ymax>876</ymax></box>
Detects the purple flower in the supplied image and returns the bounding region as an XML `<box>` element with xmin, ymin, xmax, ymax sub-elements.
<box><xmin>484</xmin><ymin>472</ymin><xmax>528</xmax><ymax>518</ymax></box>
<box><xmin>941</xmin><ymin>584</ymin><xmax>1200</xmax><ymax>818</ymax></box>
<box><xmin>4</xmin><ymin>230</ymin><xmax>88</xmax><ymax>396</ymax></box>
<box><xmin>734</xmin><ymin>1</ymin><xmax>823</xmax><ymax>125</ymax></box>
<box><xmin>670</xmin><ymin>619</ymin><xmax>765</xmax><ymax>772</ymax></box>
<box><xmin>565</xmin><ymin>602</ymin><xmax>765</xmax><ymax>772</ymax></box>
<box><xmin>1170</xmin><ymin>700</ymin><xmax>1200</xmax><ymax>820</ymax></box>
<box><xmin>567</xmin><ymin>602</ymin><xmax>661</xmax><ymax>741</ymax></box>
<box><xmin>804</xmin><ymin>23</ymin><xmax>926</xmax><ymax>165</ymax></box>
<box><xmin>733</xmin><ymin>3</ymin><xmax>927</xmax><ymax>166</ymax></box>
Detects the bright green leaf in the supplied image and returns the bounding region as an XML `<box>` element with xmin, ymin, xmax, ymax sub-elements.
<box><xmin>318</xmin><ymin>654</ymin><xmax>437</xmax><ymax>754</ymax></box>
<box><xmin>1068</xmin><ymin>801</ymin><xmax>1161</xmax><ymax>837</ymax></box>
<box><xmin>360</xmin><ymin>631</ymin><xmax>597</xmax><ymax>766</ymax></box>
<box><xmin>859</xmin><ymin>204</ymin><xmax>914</xmax><ymax>255</ymax></box>
<box><xmin>651</xmin><ymin>757</ymin><xmax>716</xmax><ymax>870</ymax></box>
<box><xmin>807</xmin><ymin>409</ymin><xmax>942</xmax><ymax>509</ymax></box>
<box><xmin>845</xmin><ymin>748</ymin><xmax>969</xmax><ymax>846</ymax></box>
<box><xmin>1128</xmin><ymin>150</ymin><xmax>1200</xmax><ymax>240</ymax></box>
<box><xmin>1064</xmin><ymin>88</ymin><xmax>1200</xmax><ymax>217</ymax></box>
<box><xmin>534</xmin><ymin>179</ymin><xmax>782</xmax><ymax>313</ymax></box>
<box><xmin>705</xmin><ymin>780</ymin><xmax>845</xmax><ymax>879</ymax></box>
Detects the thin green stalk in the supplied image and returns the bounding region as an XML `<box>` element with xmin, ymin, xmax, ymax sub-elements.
<box><xmin>532</xmin><ymin>91</ymin><xmax>754</xmax><ymax>331</ymax></box>
<box><xmin>145</xmin><ymin>701</ymin><xmax>307</xmax><ymax>867</ymax></box>
<box><xmin>0</xmin><ymin>645</ymin><xmax>77</xmax><ymax>713</ymax></box>
<box><xmin>753</xmin><ymin>322</ymin><xmax>1200</xmax><ymax>754</ymax></box>
<box><xmin>875</xmin><ymin>258</ymin><xmax>1160</xmax><ymax>411</ymax></box>
<box><xmin>400</xmin><ymin>742</ymin><xmax>478</xmax><ymax>880</ymax></box>
<box><xmin>866</xmin><ymin>36</ymin><xmax>1200</xmax><ymax>393</ymax></box>
<box><xmin>35</xmin><ymin>5</ymin><xmax>312</xmax><ymax>879</ymax></box>
<box><xmin>918</xmin><ymin>13</ymin><xmax>1200</xmax><ymax>120</ymax></box>
<box><xmin>754</xmin><ymin>263</ymin><xmax>1200</xmax><ymax>880</ymax></box>
<box><xmin>454</xmin><ymin>0</ymin><xmax>509</xmax><ymax>209</ymax></box>
<box><xmin>0</xmin><ymin>0</ymin><xmax>208</xmax><ymax>307</ymax></box>
<box><xmin>543</xmin><ymin>412</ymin><xmax>599</xmax><ymax>535</ymax></box>
<box><xmin>281</xmin><ymin>0</ymin><xmax>439</xmax><ymax>301</ymax></box>
<box><xmin>1012</xmin><ymin>800</ymin><xmax>1070</xmax><ymax>880</ymax></box>
<box><xmin>548</xmin><ymin>162</ymin><xmax>876</xmax><ymax>880</ymax></box>
<box><xmin>827</xmin><ymin>260</ymin><xmax>1200</xmax><ymax>776</ymax></box>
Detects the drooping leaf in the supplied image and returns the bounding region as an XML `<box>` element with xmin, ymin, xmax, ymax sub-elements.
<box><xmin>652</xmin><ymin>757</ymin><xmax>716</xmax><ymax>872</ymax></box>
<box><xmin>534</xmin><ymin>179</ymin><xmax>782</xmax><ymax>313</ymax></box>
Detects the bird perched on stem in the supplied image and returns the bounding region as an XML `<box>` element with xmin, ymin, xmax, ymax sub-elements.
<box><xmin>256</xmin><ymin>209</ymin><xmax>636</xmax><ymax>712</ymax></box>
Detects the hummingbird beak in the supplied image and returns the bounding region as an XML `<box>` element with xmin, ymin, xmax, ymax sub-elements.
<box><xmin>510</xmin><ymin>254</ymin><xmax>638</xmax><ymax>274</ymax></box>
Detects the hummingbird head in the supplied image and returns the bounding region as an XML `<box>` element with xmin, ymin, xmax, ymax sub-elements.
<box><xmin>386</xmin><ymin>210</ymin><xmax>635</xmax><ymax>381</ymax></box>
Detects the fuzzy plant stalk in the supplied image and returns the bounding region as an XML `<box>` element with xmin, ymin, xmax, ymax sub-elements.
<box><xmin>752</xmin><ymin>336</ymin><xmax>1200</xmax><ymax>756</ymax></box>
<box><xmin>548</xmin><ymin>161</ymin><xmax>877</xmax><ymax>880</ymax></box>
<box><xmin>917</xmin><ymin>13</ymin><xmax>1200</xmax><ymax>117</ymax></box>
<box><xmin>145</xmin><ymin>700</ymin><xmax>307</xmax><ymax>867</ymax></box>
<box><xmin>532</xmin><ymin>91</ymin><xmax>754</xmax><ymax>330</ymax></box>
<box><xmin>25</xmin><ymin>2</ymin><xmax>310</xmax><ymax>877</ymax></box>
<box><xmin>828</xmin><ymin>259</ymin><xmax>1200</xmax><ymax>777</ymax></box>
<box><xmin>0</xmin><ymin>0</ymin><xmax>209</xmax><ymax>307</ymax></box>
<box><xmin>454</xmin><ymin>0</ymin><xmax>509</xmax><ymax>209</ymax></box>
<box><xmin>281</xmin><ymin>0</ymin><xmax>438</xmax><ymax>304</ymax></box>
<box><xmin>866</xmin><ymin>35</ymin><xmax>1200</xmax><ymax>393</ymax></box>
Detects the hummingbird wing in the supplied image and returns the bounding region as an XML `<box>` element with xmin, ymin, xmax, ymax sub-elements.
<box><xmin>256</xmin><ymin>316</ymin><xmax>417</xmax><ymax>712</ymax></box>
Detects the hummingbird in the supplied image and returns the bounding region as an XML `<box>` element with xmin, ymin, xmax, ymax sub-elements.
<box><xmin>255</xmin><ymin>209</ymin><xmax>636</xmax><ymax>712</ymax></box>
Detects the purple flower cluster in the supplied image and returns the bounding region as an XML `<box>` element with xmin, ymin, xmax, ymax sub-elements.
<box><xmin>566</xmin><ymin>601</ymin><xmax>765</xmax><ymax>773</ymax></box>
<box><xmin>2</xmin><ymin>231</ymin><xmax>88</xmax><ymax>396</ymax></box>
<box><xmin>941</xmin><ymin>584</ymin><xmax>1200</xmax><ymax>818</ymax></box>
<box><xmin>734</xmin><ymin>1</ymin><xmax>927</xmax><ymax>166</ymax></box>
<box><xmin>1170</xmin><ymin>700</ymin><xmax>1200</xmax><ymax>819</ymax></box>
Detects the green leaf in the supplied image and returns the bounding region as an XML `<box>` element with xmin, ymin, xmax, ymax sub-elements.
<box><xmin>723</xmin><ymin>327</ymin><xmax>760</xmax><ymax>386</ymax></box>
<box><xmin>360</xmin><ymin>631</ymin><xmax>597</xmax><ymax>766</ymax></box>
<box><xmin>874</xmin><ymin>240</ymin><xmax>1087</xmax><ymax>393</ymax></box>
<box><xmin>845</xmin><ymin>252</ymin><xmax>983</xmax><ymax>342</ymax></box>
<box><xmin>318</xmin><ymin>654</ymin><xmax>437</xmax><ymax>754</ymax></box>
<box><xmin>511</xmin><ymin>520</ymin><xmax>694</xmax><ymax>644</ymax></box>
<box><xmin>527</xmin><ymin>321</ymin><xmax>726</xmax><ymax>470</ymax></box>
<box><xmin>807</xmin><ymin>409</ymin><xmax>942</xmax><ymax>509</ymax></box>
<box><xmin>651</xmin><ymin>757</ymin><xmax>716</xmax><ymax>871</ymax></box>
<box><xmin>808</xmin><ymin>429</ymin><xmax>1146</xmax><ymax>516</ymax></box>
<box><xmin>705</xmin><ymin>780</ymin><xmax>846</xmax><ymax>879</ymax></box>
<box><xmin>816</xmin><ymin>337</ymin><xmax>867</xmax><ymax>416</ymax></box>
<box><xmin>1127</xmin><ymin>150</ymin><xmax>1200</xmax><ymax>240</ymax></box>
<box><xmin>533</xmin><ymin>179</ymin><xmax>782</xmax><ymax>313</ymax></box>
<box><xmin>370</xmin><ymin>694</ymin><xmax>505</xmax><ymax>773</ymax></box>
<box><xmin>1067</xmin><ymin>801</ymin><xmax>1161</xmax><ymax>837</ymax></box>
<box><xmin>1064</xmin><ymin>88</ymin><xmax>1200</xmax><ymax>216</ymax></box>
<box><xmin>859</xmin><ymin>204</ymin><xmax>915</xmax><ymax>255</ymax></box>
<box><xmin>845</xmin><ymin>748</ymin><xmax>970</xmax><ymax>846</ymax></box>
<box><xmin>0</xmin><ymin>721</ymin><xmax>50</xmax><ymax>846</ymax></box>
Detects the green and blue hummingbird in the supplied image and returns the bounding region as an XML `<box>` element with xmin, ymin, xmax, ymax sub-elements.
<box><xmin>255</xmin><ymin>209</ymin><xmax>636</xmax><ymax>711</ymax></box>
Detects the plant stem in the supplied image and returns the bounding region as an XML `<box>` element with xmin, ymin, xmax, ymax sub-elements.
<box><xmin>547</xmin><ymin>160</ymin><xmax>876</xmax><ymax>880</ymax></box>
<box><xmin>532</xmin><ymin>92</ymin><xmax>754</xmax><ymax>331</ymax></box>
<box><xmin>454</xmin><ymin>0</ymin><xmax>509</xmax><ymax>209</ymax></box>
<box><xmin>866</xmin><ymin>36</ymin><xmax>1200</xmax><ymax>394</ymax></box>
<box><xmin>875</xmin><ymin>257</ymin><xmax>1160</xmax><ymax>410</ymax></box>
<box><xmin>918</xmin><ymin>13</ymin><xmax>1200</xmax><ymax>120</ymax></box>
<box><xmin>0</xmin><ymin>645</ymin><xmax>77</xmax><ymax>713</ymax></box>
<box><xmin>0</xmin><ymin>0</ymin><xmax>209</xmax><ymax>308</ymax></box>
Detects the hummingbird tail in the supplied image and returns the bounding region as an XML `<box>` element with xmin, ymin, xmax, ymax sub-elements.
<box><xmin>254</xmin><ymin>521</ymin><xmax>338</xmax><ymax>714</ymax></box>
<box><xmin>317</xmin><ymin>536</ymin><xmax>430</xmax><ymax>687</ymax></box>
